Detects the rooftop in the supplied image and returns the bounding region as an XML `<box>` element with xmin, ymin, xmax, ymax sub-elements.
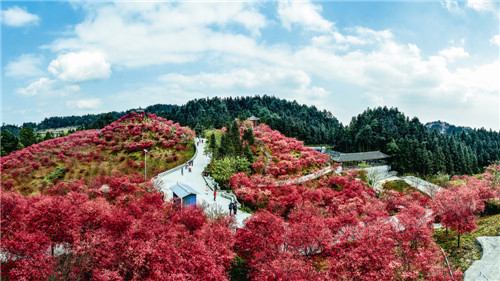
<box><xmin>248</xmin><ymin>116</ymin><xmax>260</xmax><ymax>121</ymax></box>
<box><xmin>170</xmin><ymin>183</ymin><xmax>199</xmax><ymax>198</ymax></box>
<box><xmin>332</xmin><ymin>151</ymin><xmax>390</xmax><ymax>162</ymax></box>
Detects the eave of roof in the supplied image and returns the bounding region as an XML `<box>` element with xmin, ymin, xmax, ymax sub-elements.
<box><xmin>332</xmin><ymin>151</ymin><xmax>390</xmax><ymax>162</ymax></box>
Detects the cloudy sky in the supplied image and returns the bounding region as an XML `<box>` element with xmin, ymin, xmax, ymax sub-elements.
<box><xmin>2</xmin><ymin>1</ymin><xmax>499</xmax><ymax>129</ymax></box>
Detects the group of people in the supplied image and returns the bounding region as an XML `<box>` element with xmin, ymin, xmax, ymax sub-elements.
<box><xmin>206</xmin><ymin>184</ymin><xmax>219</xmax><ymax>202</ymax></box>
<box><xmin>229</xmin><ymin>200</ymin><xmax>238</xmax><ymax>215</ymax></box>
<box><xmin>183</xmin><ymin>137</ymin><xmax>240</xmax><ymax>216</ymax></box>
<box><xmin>205</xmin><ymin>184</ymin><xmax>238</xmax><ymax>215</ymax></box>
<box><xmin>180</xmin><ymin>160</ymin><xmax>194</xmax><ymax>175</ymax></box>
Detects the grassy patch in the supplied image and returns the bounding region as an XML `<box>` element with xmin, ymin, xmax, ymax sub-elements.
<box><xmin>433</xmin><ymin>214</ymin><xmax>500</xmax><ymax>272</ymax></box>
<box><xmin>382</xmin><ymin>180</ymin><xmax>412</xmax><ymax>193</ymax></box>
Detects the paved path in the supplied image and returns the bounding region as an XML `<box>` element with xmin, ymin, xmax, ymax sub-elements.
<box><xmin>403</xmin><ymin>176</ymin><xmax>441</xmax><ymax>197</ymax></box>
<box><xmin>368</xmin><ymin>168</ymin><xmax>441</xmax><ymax>197</ymax></box>
<box><xmin>258</xmin><ymin>139</ymin><xmax>272</xmax><ymax>173</ymax></box>
<box><xmin>154</xmin><ymin>139</ymin><xmax>251</xmax><ymax>227</ymax></box>
<box><xmin>464</xmin><ymin>236</ymin><xmax>500</xmax><ymax>281</ymax></box>
<box><xmin>275</xmin><ymin>164</ymin><xmax>339</xmax><ymax>186</ymax></box>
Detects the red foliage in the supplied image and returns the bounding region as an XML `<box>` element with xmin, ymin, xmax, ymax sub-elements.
<box><xmin>1</xmin><ymin>188</ymin><xmax>235</xmax><ymax>280</ymax></box>
<box><xmin>1</xmin><ymin>112</ymin><xmax>194</xmax><ymax>195</ymax></box>
<box><xmin>432</xmin><ymin>185</ymin><xmax>485</xmax><ymax>247</ymax></box>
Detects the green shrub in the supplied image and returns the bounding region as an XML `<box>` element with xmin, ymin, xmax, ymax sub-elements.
<box><xmin>229</xmin><ymin>256</ymin><xmax>249</xmax><ymax>281</ymax></box>
<box><xmin>44</xmin><ymin>166</ymin><xmax>68</xmax><ymax>182</ymax></box>
<box><xmin>483</xmin><ymin>200</ymin><xmax>500</xmax><ymax>215</ymax></box>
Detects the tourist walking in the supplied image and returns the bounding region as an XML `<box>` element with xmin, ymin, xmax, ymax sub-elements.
<box><xmin>233</xmin><ymin>200</ymin><xmax>237</xmax><ymax>215</ymax></box>
<box><xmin>229</xmin><ymin>201</ymin><xmax>233</xmax><ymax>215</ymax></box>
<box><xmin>214</xmin><ymin>189</ymin><xmax>217</xmax><ymax>201</ymax></box>
<box><xmin>181</xmin><ymin>168</ymin><xmax>183</xmax><ymax>175</ymax></box>
<box><xmin>205</xmin><ymin>184</ymin><xmax>209</xmax><ymax>195</ymax></box>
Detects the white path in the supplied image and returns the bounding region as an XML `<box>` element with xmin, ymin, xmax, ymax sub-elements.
<box><xmin>464</xmin><ymin>236</ymin><xmax>500</xmax><ymax>281</ymax></box>
<box><xmin>154</xmin><ymin>139</ymin><xmax>251</xmax><ymax>227</ymax></box>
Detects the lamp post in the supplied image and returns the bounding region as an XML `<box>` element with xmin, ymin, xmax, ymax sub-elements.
<box><xmin>143</xmin><ymin>149</ymin><xmax>149</xmax><ymax>181</ymax></box>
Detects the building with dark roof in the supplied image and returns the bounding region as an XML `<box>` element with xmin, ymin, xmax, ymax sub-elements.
<box><xmin>332</xmin><ymin>151</ymin><xmax>390</xmax><ymax>167</ymax></box>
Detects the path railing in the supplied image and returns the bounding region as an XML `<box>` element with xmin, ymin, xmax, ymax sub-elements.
<box><xmin>152</xmin><ymin>141</ymin><xmax>198</xmax><ymax>180</ymax></box>
<box><xmin>201</xmin><ymin>171</ymin><xmax>241</xmax><ymax>205</ymax></box>
<box><xmin>151</xmin><ymin>140</ymin><xmax>199</xmax><ymax>193</ymax></box>
<box><xmin>275</xmin><ymin>164</ymin><xmax>337</xmax><ymax>186</ymax></box>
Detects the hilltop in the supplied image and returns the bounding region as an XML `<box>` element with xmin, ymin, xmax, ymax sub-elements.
<box><xmin>1</xmin><ymin>112</ymin><xmax>195</xmax><ymax>196</ymax></box>
<box><xmin>425</xmin><ymin>120</ymin><xmax>472</xmax><ymax>135</ymax></box>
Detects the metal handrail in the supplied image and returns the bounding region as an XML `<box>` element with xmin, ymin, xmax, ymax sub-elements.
<box><xmin>152</xmin><ymin>140</ymin><xmax>198</xmax><ymax>181</ymax></box>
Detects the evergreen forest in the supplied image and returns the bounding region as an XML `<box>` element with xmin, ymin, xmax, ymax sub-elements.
<box><xmin>2</xmin><ymin>96</ymin><xmax>499</xmax><ymax>176</ymax></box>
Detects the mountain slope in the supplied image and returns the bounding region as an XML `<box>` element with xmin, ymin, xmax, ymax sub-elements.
<box><xmin>1</xmin><ymin>112</ymin><xmax>195</xmax><ymax>195</ymax></box>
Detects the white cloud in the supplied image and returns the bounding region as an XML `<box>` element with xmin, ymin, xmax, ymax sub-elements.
<box><xmin>47</xmin><ymin>2</ymin><xmax>267</xmax><ymax>68</ymax></box>
<box><xmin>48</xmin><ymin>51</ymin><xmax>111</xmax><ymax>82</ymax></box>
<box><xmin>33</xmin><ymin>1</ymin><xmax>498</xmax><ymax>129</ymax></box>
<box><xmin>4</xmin><ymin>54</ymin><xmax>44</xmax><ymax>78</ymax></box>
<box><xmin>441</xmin><ymin>0</ymin><xmax>463</xmax><ymax>13</ymax></box>
<box><xmin>15</xmin><ymin>78</ymin><xmax>80</xmax><ymax>97</ymax></box>
<box><xmin>467</xmin><ymin>0</ymin><xmax>500</xmax><ymax>16</ymax></box>
<box><xmin>66</xmin><ymin>98</ymin><xmax>102</xmax><ymax>109</ymax></box>
<box><xmin>277</xmin><ymin>0</ymin><xmax>333</xmax><ymax>32</ymax></box>
<box><xmin>159</xmin><ymin>67</ymin><xmax>319</xmax><ymax>96</ymax></box>
<box><xmin>289</xmin><ymin>27</ymin><xmax>498</xmax><ymax>128</ymax></box>
<box><xmin>440</xmin><ymin>60</ymin><xmax>500</xmax><ymax>102</ymax></box>
<box><xmin>16</xmin><ymin>78</ymin><xmax>54</xmax><ymax>96</ymax></box>
<box><xmin>490</xmin><ymin>35</ymin><xmax>500</xmax><ymax>46</ymax></box>
<box><xmin>1</xmin><ymin>6</ymin><xmax>39</xmax><ymax>27</ymax></box>
<box><xmin>438</xmin><ymin>46</ymin><xmax>469</xmax><ymax>62</ymax></box>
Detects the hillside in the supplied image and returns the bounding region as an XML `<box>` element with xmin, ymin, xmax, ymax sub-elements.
<box><xmin>338</xmin><ymin>107</ymin><xmax>500</xmax><ymax>175</ymax></box>
<box><xmin>1</xmin><ymin>112</ymin><xmax>195</xmax><ymax>195</ymax></box>
<box><xmin>2</xmin><ymin>115</ymin><xmax>500</xmax><ymax>280</ymax></box>
<box><xmin>2</xmin><ymin>96</ymin><xmax>500</xmax><ymax>176</ymax></box>
<box><xmin>205</xmin><ymin>121</ymin><xmax>331</xmax><ymax>194</ymax></box>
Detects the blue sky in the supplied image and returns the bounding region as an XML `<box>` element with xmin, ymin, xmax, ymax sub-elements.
<box><xmin>2</xmin><ymin>1</ymin><xmax>499</xmax><ymax>130</ymax></box>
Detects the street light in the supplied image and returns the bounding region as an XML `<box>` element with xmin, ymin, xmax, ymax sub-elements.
<box><xmin>143</xmin><ymin>149</ymin><xmax>150</xmax><ymax>181</ymax></box>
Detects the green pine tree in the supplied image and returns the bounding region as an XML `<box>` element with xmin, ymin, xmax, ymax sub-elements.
<box><xmin>244</xmin><ymin>144</ymin><xmax>254</xmax><ymax>164</ymax></box>
<box><xmin>1</xmin><ymin>130</ymin><xmax>19</xmax><ymax>156</ymax></box>
<box><xmin>19</xmin><ymin>127</ymin><xmax>36</xmax><ymax>148</ymax></box>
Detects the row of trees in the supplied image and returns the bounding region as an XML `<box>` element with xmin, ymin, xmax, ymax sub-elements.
<box><xmin>206</xmin><ymin>121</ymin><xmax>256</xmax><ymax>188</ymax></box>
<box><xmin>0</xmin><ymin>128</ymin><xmax>62</xmax><ymax>156</ymax></box>
<box><xmin>168</xmin><ymin>98</ymin><xmax>500</xmax><ymax>176</ymax></box>
<box><xmin>338</xmin><ymin>107</ymin><xmax>500</xmax><ymax>176</ymax></box>
<box><xmin>163</xmin><ymin>95</ymin><xmax>341</xmax><ymax>145</ymax></box>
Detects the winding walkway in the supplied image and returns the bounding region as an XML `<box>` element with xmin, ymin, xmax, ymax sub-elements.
<box><xmin>153</xmin><ymin>140</ymin><xmax>251</xmax><ymax>227</ymax></box>
<box><xmin>275</xmin><ymin>164</ymin><xmax>340</xmax><ymax>186</ymax></box>
<box><xmin>153</xmin><ymin>138</ymin><xmax>340</xmax><ymax>226</ymax></box>
<box><xmin>258</xmin><ymin>139</ymin><xmax>272</xmax><ymax>173</ymax></box>
<box><xmin>464</xmin><ymin>236</ymin><xmax>500</xmax><ymax>281</ymax></box>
